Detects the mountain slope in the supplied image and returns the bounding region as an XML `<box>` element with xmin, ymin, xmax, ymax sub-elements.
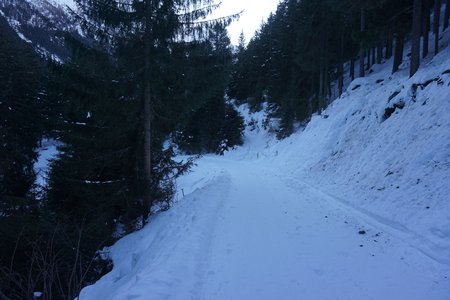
<box><xmin>0</xmin><ymin>0</ymin><xmax>82</xmax><ymax>61</ymax></box>
<box><xmin>78</xmin><ymin>28</ymin><xmax>450</xmax><ymax>300</ymax></box>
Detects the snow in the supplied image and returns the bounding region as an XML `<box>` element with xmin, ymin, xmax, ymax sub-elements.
<box><xmin>34</xmin><ymin>139</ymin><xmax>60</xmax><ymax>189</ymax></box>
<box><xmin>79</xmin><ymin>28</ymin><xmax>450</xmax><ymax>299</ymax></box>
<box><xmin>16</xmin><ymin>31</ymin><xmax>33</xmax><ymax>43</ymax></box>
<box><xmin>48</xmin><ymin>0</ymin><xmax>77</xmax><ymax>10</ymax></box>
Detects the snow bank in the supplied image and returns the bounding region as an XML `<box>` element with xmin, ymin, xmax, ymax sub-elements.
<box><xmin>79</xmin><ymin>164</ymin><xmax>232</xmax><ymax>300</ymax></box>
<box><xmin>34</xmin><ymin>138</ymin><xmax>61</xmax><ymax>190</ymax></box>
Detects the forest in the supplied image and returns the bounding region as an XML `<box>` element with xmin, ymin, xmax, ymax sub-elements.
<box><xmin>1</xmin><ymin>0</ymin><xmax>449</xmax><ymax>299</ymax></box>
<box><xmin>230</xmin><ymin>0</ymin><xmax>450</xmax><ymax>136</ymax></box>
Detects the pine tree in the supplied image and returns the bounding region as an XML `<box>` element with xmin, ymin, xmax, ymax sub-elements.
<box><xmin>444</xmin><ymin>0</ymin><xmax>450</xmax><ymax>29</ymax></box>
<box><xmin>410</xmin><ymin>0</ymin><xmax>422</xmax><ymax>76</ymax></box>
<box><xmin>73</xmin><ymin>0</ymin><xmax>237</xmax><ymax>222</ymax></box>
<box><xmin>229</xmin><ymin>0</ymin><xmax>431</xmax><ymax>137</ymax></box>
<box><xmin>359</xmin><ymin>6</ymin><xmax>366</xmax><ymax>77</ymax></box>
<box><xmin>237</xmin><ymin>30</ymin><xmax>246</xmax><ymax>54</ymax></box>
<box><xmin>175</xmin><ymin>24</ymin><xmax>243</xmax><ymax>154</ymax></box>
<box><xmin>434</xmin><ymin>0</ymin><xmax>442</xmax><ymax>54</ymax></box>
<box><xmin>391</xmin><ymin>0</ymin><xmax>412</xmax><ymax>73</ymax></box>
<box><xmin>0</xmin><ymin>17</ymin><xmax>44</xmax><ymax>211</ymax></box>
<box><xmin>47</xmin><ymin>43</ymin><xmax>142</xmax><ymax>236</ymax></box>
<box><xmin>423</xmin><ymin>0</ymin><xmax>431</xmax><ymax>58</ymax></box>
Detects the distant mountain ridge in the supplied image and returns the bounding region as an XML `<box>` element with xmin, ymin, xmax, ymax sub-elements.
<box><xmin>0</xmin><ymin>0</ymin><xmax>83</xmax><ymax>61</ymax></box>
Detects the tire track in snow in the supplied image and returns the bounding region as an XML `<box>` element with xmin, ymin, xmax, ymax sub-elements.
<box><xmin>200</xmin><ymin>160</ymin><xmax>450</xmax><ymax>300</ymax></box>
<box><xmin>265</xmin><ymin>168</ymin><xmax>450</xmax><ymax>266</ymax></box>
<box><xmin>79</xmin><ymin>169</ymin><xmax>232</xmax><ymax>300</ymax></box>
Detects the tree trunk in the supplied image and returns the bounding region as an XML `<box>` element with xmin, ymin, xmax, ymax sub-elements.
<box><xmin>366</xmin><ymin>47</ymin><xmax>371</xmax><ymax>70</ymax></box>
<box><xmin>359</xmin><ymin>7</ymin><xmax>365</xmax><ymax>77</ymax></box>
<box><xmin>324</xmin><ymin>27</ymin><xmax>330</xmax><ymax>102</ymax></box>
<box><xmin>371</xmin><ymin>47</ymin><xmax>375</xmax><ymax>66</ymax></box>
<box><xmin>423</xmin><ymin>0</ymin><xmax>430</xmax><ymax>58</ymax></box>
<box><xmin>410</xmin><ymin>0</ymin><xmax>422</xmax><ymax>77</ymax></box>
<box><xmin>434</xmin><ymin>0</ymin><xmax>441</xmax><ymax>54</ymax></box>
<box><xmin>0</xmin><ymin>289</ymin><xmax>10</xmax><ymax>300</ymax></box>
<box><xmin>308</xmin><ymin>77</ymin><xmax>314</xmax><ymax>117</ymax></box>
<box><xmin>444</xmin><ymin>0</ymin><xmax>450</xmax><ymax>29</ymax></box>
<box><xmin>338</xmin><ymin>29</ymin><xmax>344</xmax><ymax>96</ymax></box>
<box><xmin>143</xmin><ymin>0</ymin><xmax>153</xmax><ymax>224</ymax></box>
<box><xmin>350</xmin><ymin>57</ymin><xmax>355</xmax><ymax>80</ymax></box>
<box><xmin>386</xmin><ymin>28</ymin><xmax>393</xmax><ymax>59</ymax></box>
<box><xmin>318</xmin><ymin>69</ymin><xmax>324</xmax><ymax>113</ymax></box>
<box><xmin>326</xmin><ymin>70</ymin><xmax>331</xmax><ymax>100</ymax></box>
<box><xmin>377</xmin><ymin>40</ymin><xmax>383</xmax><ymax>64</ymax></box>
<box><xmin>392</xmin><ymin>33</ymin><xmax>404</xmax><ymax>73</ymax></box>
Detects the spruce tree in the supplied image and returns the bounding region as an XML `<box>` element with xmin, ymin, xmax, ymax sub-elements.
<box><xmin>72</xmin><ymin>0</ymin><xmax>237</xmax><ymax>222</ymax></box>
<box><xmin>174</xmin><ymin>24</ymin><xmax>244</xmax><ymax>154</ymax></box>
<box><xmin>444</xmin><ymin>0</ymin><xmax>450</xmax><ymax>29</ymax></box>
<box><xmin>434</xmin><ymin>0</ymin><xmax>442</xmax><ymax>54</ymax></box>
<box><xmin>228</xmin><ymin>0</ymin><xmax>427</xmax><ymax>136</ymax></box>
<box><xmin>0</xmin><ymin>16</ymin><xmax>43</xmax><ymax>212</ymax></box>
<box><xmin>423</xmin><ymin>0</ymin><xmax>431</xmax><ymax>58</ymax></box>
<box><xmin>237</xmin><ymin>31</ymin><xmax>246</xmax><ymax>54</ymax></box>
<box><xmin>410</xmin><ymin>0</ymin><xmax>422</xmax><ymax>77</ymax></box>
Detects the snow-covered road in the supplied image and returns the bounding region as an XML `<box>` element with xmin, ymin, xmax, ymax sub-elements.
<box><xmin>80</xmin><ymin>155</ymin><xmax>450</xmax><ymax>300</ymax></box>
<box><xmin>198</xmin><ymin>158</ymin><xmax>449</xmax><ymax>300</ymax></box>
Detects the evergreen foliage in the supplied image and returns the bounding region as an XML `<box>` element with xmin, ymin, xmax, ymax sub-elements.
<box><xmin>0</xmin><ymin>17</ymin><xmax>92</xmax><ymax>300</ymax></box>
<box><xmin>46</xmin><ymin>42</ymin><xmax>144</xmax><ymax>236</ymax></box>
<box><xmin>0</xmin><ymin>17</ymin><xmax>43</xmax><ymax>209</ymax></box>
<box><xmin>229</xmin><ymin>0</ymin><xmax>444</xmax><ymax>137</ymax></box>
<box><xmin>71</xmin><ymin>0</ymin><xmax>240</xmax><ymax>220</ymax></box>
<box><xmin>173</xmin><ymin>25</ymin><xmax>244</xmax><ymax>154</ymax></box>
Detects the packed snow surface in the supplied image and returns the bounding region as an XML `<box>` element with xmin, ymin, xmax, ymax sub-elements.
<box><xmin>80</xmin><ymin>31</ymin><xmax>450</xmax><ymax>299</ymax></box>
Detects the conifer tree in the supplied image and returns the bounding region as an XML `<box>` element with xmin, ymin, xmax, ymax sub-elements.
<box><xmin>410</xmin><ymin>0</ymin><xmax>422</xmax><ymax>76</ymax></box>
<box><xmin>174</xmin><ymin>24</ymin><xmax>244</xmax><ymax>154</ymax></box>
<box><xmin>434</xmin><ymin>0</ymin><xmax>442</xmax><ymax>54</ymax></box>
<box><xmin>0</xmin><ymin>17</ymin><xmax>44</xmax><ymax>211</ymax></box>
<box><xmin>47</xmin><ymin>42</ymin><xmax>143</xmax><ymax>237</ymax></box>
<box><xmin>237</xmin><ymin>30</ymin><xmax>246</xmax><ymax>54</ymax></box>
<box><xmin>423</xmin><ymin>0</ymin><xmax>431</xmax><ymax>58</ymax></box>
<box><xmin>72</xmin><ymin>0</ymin><xmax>237</xmax><ymax>222</ymax></box>
<box><xmin>229</xmin><ymin>0</ymin><xmax>432</xmax><ymax>136</ymax></box>
<box><xmin>444</xmin><ymin>0</ymin><xmax>450</xmax><ymax>29</ymax></box>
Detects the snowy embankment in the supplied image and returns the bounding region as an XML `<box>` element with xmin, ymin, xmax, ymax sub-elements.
<box><xmin>262</xmin><ymin>38</ymin><xmax>450</xmax><ymax>266</ymax></box>
<box><xmin>79</xmin><ymin>30</ymin><xmax>450</xmax><ymax>299</ymax></box>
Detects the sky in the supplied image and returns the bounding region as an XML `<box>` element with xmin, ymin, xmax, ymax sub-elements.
<box><xmin>54</xmin><ymin>0</ymin><xmax>280</xmax><ymax>45</ymax></box>
<box><xmin>211</xmin><ymin>0</ymin><xmax>280</xmax><ymax>45</ymax></box>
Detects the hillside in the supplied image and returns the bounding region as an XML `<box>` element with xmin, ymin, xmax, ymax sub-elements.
<box><xmin>78</xmin><ymin>26</ymin><xmax>450</xmax><ymax>300</ymax></box>
<box><xmin>253</xmin><ymin>28</ymin><xmax>450</xmax><ymax>266</ymax></box>
<box><xmin>0</xmin><ymin>0</ymin><xmax>82</xmax><ymax>61</ymax></box>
